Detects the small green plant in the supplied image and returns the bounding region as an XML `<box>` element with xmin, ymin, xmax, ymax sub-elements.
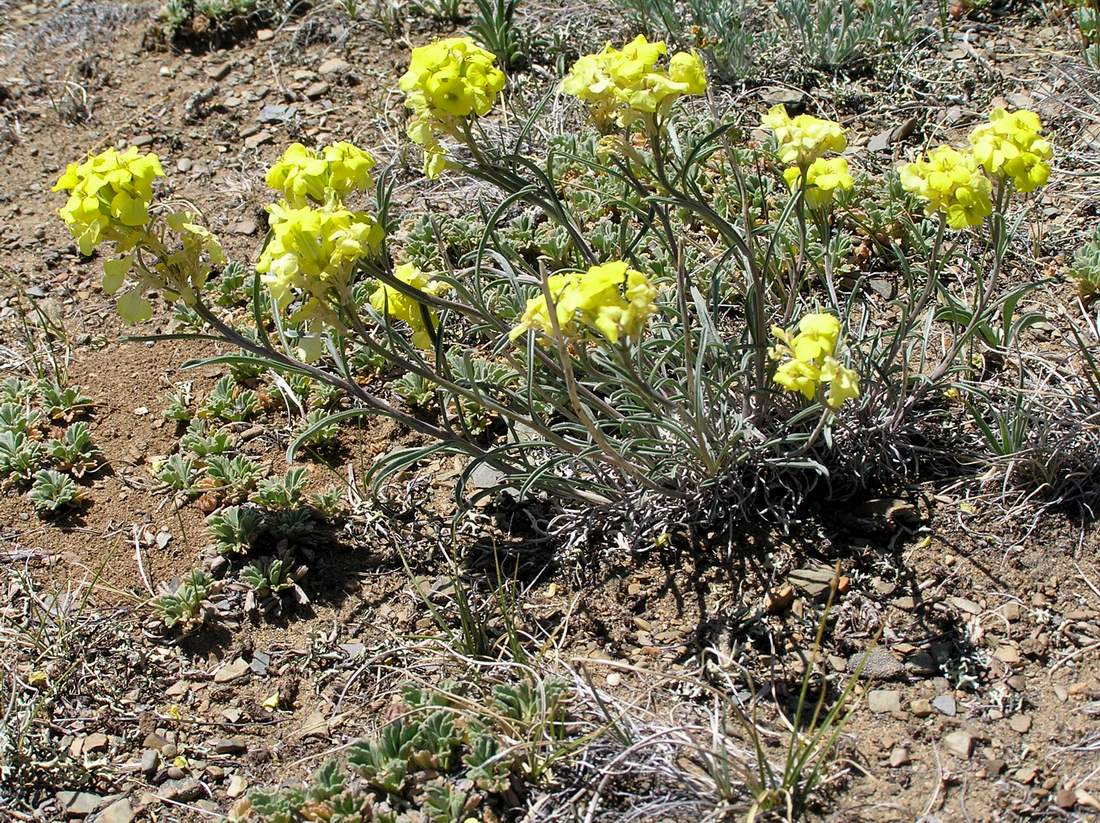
<box><xmin>0</xmin><ymin>431</ymin><xmax>44</xmax><ymax>483</ymax></box>
<box><xmin>309</xmin><ymin>487</ymin><xmax>346</xmax><ymax>518</ymax></box>
<box><xmin>776</xmin><ymin>0</ymin><xmax>915</xmax><ymax>70</ymax></box>
<box><xmin>240</xmin><ymin>555</ymin><xmax>308</xmax><ymax>614</ymax></box>
<box><xmin>153</xmin><ymin>569</ymin><xmax>215</xmax><ymax>629</ymax></box>
<box><xmin>207</xmin><ymin>505</ymin><xmax>264</xmax><ymax>554</ymax></box>
<box><xmin>471</xmin><ymin>0</ymin><xmax>526</xmax><ymax>70</ymax></box>
<box><xmin>252</xmin><ymin>466</ymin><xmax>309</xmax><ymax>508</ymax></box>
<box><xmin>202</xmin><ymin>454</ymin><xmax>261</xmax><ymax>498</ymax></box>
<box><xmin>28</xmin><ymin>469</ymin><xmax>81</xmax><ymax>513</ymax></box>
<box><xmin>1068</xmin><ymin>0</ymin><xmax>1100</xmax><ymax>67</ymax></box>
<box><xmin>163</xmin><ymin>383</ymin><xmax>194</xmax><ymax>423</ymax></box>
<box><xmin>0</xmin><ymin>377</ymin><xmax>35</xmax><ymax>405</ymax></box>
<box><xmin>1070</xmin><ymin>226</ymin><xmax>1100</xmax><ymax>297</ymax></box>
<box><xmin>46</xmin><ymin>422</ymin><xmax>99</xmax><ymax>478</ymax></box>
<box><xmin>214</xmin><ymin>260</ymin><xmax>251</xmax><ymax>307</ymax></box>
<box><xmin>295</xmin><ymin>408</ymin><xmax>341</xmax><ymax>448</ymax></box>
<box><xmin>155</xmin><ymin>453</ymin><xmax>196</xmax><ymax>491</ymax></box>
<box><xmin>410</xmin><ymin>0</ymin><xmax>464</xmax><ymax>22</ymax></box>
<box><xmin>0</xmin><ymin>402</ymin><xmax>42</xmax><ymax>436</ymax></box>
<box><xmin>391</xmin><ymin>371</ymin><xmax>438</xmax><ymax>409</ymax></box>
<box><xmin>199</xmin><ymin>375</ymin><xmax>260</xmax><ymax>422</ymax></box>
<box><xmin>180</xmin><ymin>419</ymin><xmax>233</xmax><ymax>458</ymax></box>
<box><xmin>36</xmin><ymin>380</ymin><xmax>92</xmax><ymax>422</ymax></box>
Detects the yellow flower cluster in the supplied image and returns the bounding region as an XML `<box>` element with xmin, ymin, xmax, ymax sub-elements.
<box><xmin>968</xmin><ymin>107</ymin><xmax>1052</xmax><ymax>193</ymax></box>
<box><xmin>369</xmin><ymin>263</ymin><xmax>451</xmax><ymax>349</ymax></box>
<box><xmin>54</xmin><ymin>147</ymin><xmax>224</xmax><ymax>323</ymax></box>
<box><xmin>770</xmin><ymin>313</ymin><xmax>860</xmax><ymax>409</ymax></box>
<box><xmin>509</xmin><ymin>261</ymin><xmax>658</xmax><ymax>345</ymax></box>
<box><xmin>561</xmin><ymin>36</ymin><xmax>707</xmax><ymax>127</ymax></box>
<box><xmin>783</xmin><ymin>157</ymin><xmax>853</xmax><ymax>209</ymax></box>
<box><xmin>53</xmin><ymin>147</ymin><xmax>164</xmax><ymax>255</ymax></box>
<box><xmin>899</xmin><ymin>146</ymin><xmax>992</xmax><ymax>230</ymax></box>
<box><xmin>265</xmin><ymin>141</ymin><xmax>376</xmax><ymax>207</ymax></box>
<box><xmin>258</xmin><ymin>202</ymin><xmax>383</xmax><ymax>309</ymax></box>
<box><xmin>398</xmin><ymin>37</ymin><xmax>506</xmax><ymax>178</ymax></box>
<box><xmin>761</xmin><ymin>105</ymin><xmax>847</xmax><ymax>169</ymax></box>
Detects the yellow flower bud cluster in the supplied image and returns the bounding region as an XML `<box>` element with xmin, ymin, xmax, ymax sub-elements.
<box><xmin>968</xmin><ymin>107</ymin><xmax>1052</xmax><ymax>193</ymax></box>
<box><xmin>783</xmin><ymin>156</ymin><xmax>853</xmax><ymax>209</ymax></box>
<box><xmin>760</xmin><ymin>105</ymin><xmax>847</xmax><ymax>169</ymax></box>
<box><xmin>509</xmin><ymin>261</ymin><xmax>658</xmax><ymax>345</ymax></box>
<box><xmin>770</xmin><ymin>313</ymin><xmax>860</xmax><ymax>409</ymax></box>
<box><xmin>368</xmin><ymin>263</ymin><xmax>452</xmax><ymax>349</ymax></box>
<box><xmin>54</xmin><ymin>147</ymin><xmax>223</xmax><ymax>324</ymax></box>
<box><xmin>398</xmin><ymin>37</ymin><xmax>506</xmax><ymax>179</ymax></box>
<box><xmin>561</xmin><ymin>36</ymin><xmax>707</xmax><ymax>127</ymax></box>
<box><xmin>899</xmin><ymin>146</ymin><xmax>993</xmax><ymax>230</ymax></box>
<box><xmin>53</xmin><ymin>147</ymin><xmax>164</xmax><ymax>255</ymax></box>
<box><xmin>265</xmin><ymin>141</ymin><xmax>376</xmax><ymax>207</ymax></box>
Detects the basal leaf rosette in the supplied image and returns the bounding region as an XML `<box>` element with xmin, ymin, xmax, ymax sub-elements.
<box><xmin>899</xmin><ymin>146</ymin><xmax>992</xmax><ymax>230</ymax></box>
<box><xmin>761</xmin><ymin>105</ymin><xmax>847</xmax><ymax>170</ymax></box>
<box><xmin>54</xmin><ymin>147</ymin><xmax>224</xmax><ymax>324</ymax></box>
<box><xmin>265</xmin><ymin>141</ymin><xmax>376</xmax><ymax>207</ymax></box>
<box><xmin>769</xmin><ymin>312</ymin><xmax>860</xmax><ymax>410</ymax></box>
<box><xmin>257</xmin><ymin>201</ymin><xmax>383</xmax><ymax>360</ymax></box>
<box><xmin>369</xmin><ymin>263</ymin><xmax>452</xmax><ymax>349</ymax></box>
<box><xmin>509</xmin><ymin>261</ymin><xmax>659</xmax><ymax>345</ymax></box>
<box><xmin>968</xmin><ymin>107</ymin><xmax>1052</xmax><ymax>194</ymax></box>
<box><xmin>398</xmin><ymin>37</ymin><xmax>506</xmax><ymax>179</ymax></box>
<box><xmin>561</xmin><ymin>35</ymin><xmax>707</xmax><ymax>128</ymax></box>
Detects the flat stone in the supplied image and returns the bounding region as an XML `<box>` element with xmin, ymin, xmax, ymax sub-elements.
<box><xmin>1009</xmin><ymin>714</ymin><xmax>1032</xmax><ymax>733</ymax></box>
<box><xmin>244</xmin><ymin>131</ymin><xmax>273</xmax><ymax>150</ymax></box>
<box><xmin>932</xmin><ymin>694</ymin><xmax>957</xmax><ymax>716</ymax></box>
<box><xmin>140</xmin><ymin>749</ymin><xmax>159</xmax><ymax>775</ymax></box>
<box><xmin>258</xmin><ymin>104</ymin><xmax>297</xmax><ymax>124</ymax></box>
<box><xmin>160</xmin><ymin>778</ymin><xmax>204</xmax><ymax>802</ymax></box>
<box><xmin>851</xmin><ymin>647</ymin><xmax>904</xmax><ymax>681</ymax></box>
<box><xmin>132</xmin><ymin>135</ymin><xmax>154</xmax><ymax>148</ymax></box>
<box><xmin>1001</xmin><ymin>602</ymin><xmax>1021</xmax><ymax>622</ymax></box>
<box><xmin>944</xmin><ymin>730</ymin><xmax>974</xmax><ymax>758</ymax></box>
<box><xmin>176</xmin><ymin>158</ymin><xmax>193</xmax><ymax>172</ymax></box>
<box><xmin>985</xmin><ymin>757</ymin><xmax>1005</xmax><ymax>776</ymax></box>
<box><xmin>205</xmin><ymin>63</ymin><xmax>232</xmax><ymax>81</ymax></box>
<box><xmin>227</xmin><ymin>774</ymin><xmax>248</xmax><ymax>798</ymax></box>
<box><xmin>868</xmin><ymin>689</ymin><xmax>901</xmax><ymax>713</ymax></box>
<box><xmin>257</xmin><ymin>28</ymin><xmax>274</xmax><ymax>41</ymax></box>
<box><xmin>888</xmin><ymin>746</ymin><xmax>910</xmax><ymax>767</ymax></box>
<box><xmin>214</xmin><ymin>658</ymin><xmax>250</xmax><ymax>684</ymax></box>
<box><xmin>911</xmin><ymin>698</ymin><xmax>933</xmax><ymax>718</ymax></box>
<box><xmin>229</xmin><ymin>219</ymin><xmax>257</xmax><ymax>236</ymax></box>
<box><xmin>210</xmin><ymin>737</ymin><xmax>247</xmax><ymax>754</ymax></box>
<box><xmin>96</xmin><ymin>798</ymin><xmax>134</xmax><ymax>823</ymax></box>
<box><xmin>949</xmin><ymin>596</ymin><xmax>982</xmax><ymax>615</ymax></box>
<box><xmin>1015</xmin><ymin>765</ymin><xmax>1037</xmax><ymax>783</ymax></box>
<box><xmin>57</xmin><ymin>790</ymin><xmax>102</xmax><ymax>816</ymax></box>
<box><xmin>83</xmin><ymin>732</ymin><xmax>109</xmax><ymax>752</ymax></box>
<box><xmin>1055</xmin><ymin>787</ymin><xmax>1077</xmax><ymax>809</ymax></box>
<box><xmin>905</xmin><ymin>649</ymin><xmax>938</xmax><ymax>676</ymax></box>
<box><xmin>143</xmin><ymin>733</ymin><xmax>169</xmax><ymax>750</ymax></box>
<box><xmin>304</xmin><ymin>81</ymin><xmax>330</xmax><ymax>100</ymax></box>
<box><xmin>318</xmin><ymin>58</ymin><xmax>352</xmax><ymax>78</ymax></box>
<box><xmin>994</xmin><ymin>645</ymin><xmax>1020</xmax><ymax>664</ymax></box>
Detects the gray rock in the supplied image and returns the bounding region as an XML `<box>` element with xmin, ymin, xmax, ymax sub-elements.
<box><xmin>95</xmin><ymin>798</ymin><xmax>134</xmax><ymax>823</ymax></box>
<box><xmin>944</xmin><ymin>730</ymin><xmax>974</xmax><ymax>758</ymax></box>
<box><xmin>318</xmin><ymin>58</ymin><xmax>352</xmax><ymax>78</ymax></box>
<box><xmin>932</xmin><ymin>694</ymin><xmax>957</xmax><ymax>716</ymax></box>
<box><xmin>160</xmin><ymin>778</ymin><xmax>204</xmax><ymax>802</ymax></box>
<box><xmin>888</xmin><ymin>746</ymin><xmax>910</xmax><ymax>767</ymax></box>
<box><xmin>868</xmin><ymin>689</ymin><xmax>901</xmax><ymax>713</ymax></box>
<box><xmin>140</xmin><ymin>749</ymin><xmax>159</xmax><ymax>775</ymax></box>
<box><xmin>851</xmin><ymin>647</ymin><xmax>904</xmax><ymax>681</ymax></box>
<box><xmin>214</xmin><ymin>658</ymin><xmax>250</xmax><ymax>684</ymax></box>
<box><xmin>258</xmin><ymin>104</ymin><xmax>297</xmax><ymax>124</ymax></box>
<box><xmin>57</xmin><ymin>790</ymin><xmax>102</xmax><ymax>816</ymax></box>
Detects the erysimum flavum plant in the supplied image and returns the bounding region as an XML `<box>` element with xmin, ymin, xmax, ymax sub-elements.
<box><xmin>54</xmin><ymin>43</ymin><xmax>1056</xmax><ymax>542</ymax></box>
